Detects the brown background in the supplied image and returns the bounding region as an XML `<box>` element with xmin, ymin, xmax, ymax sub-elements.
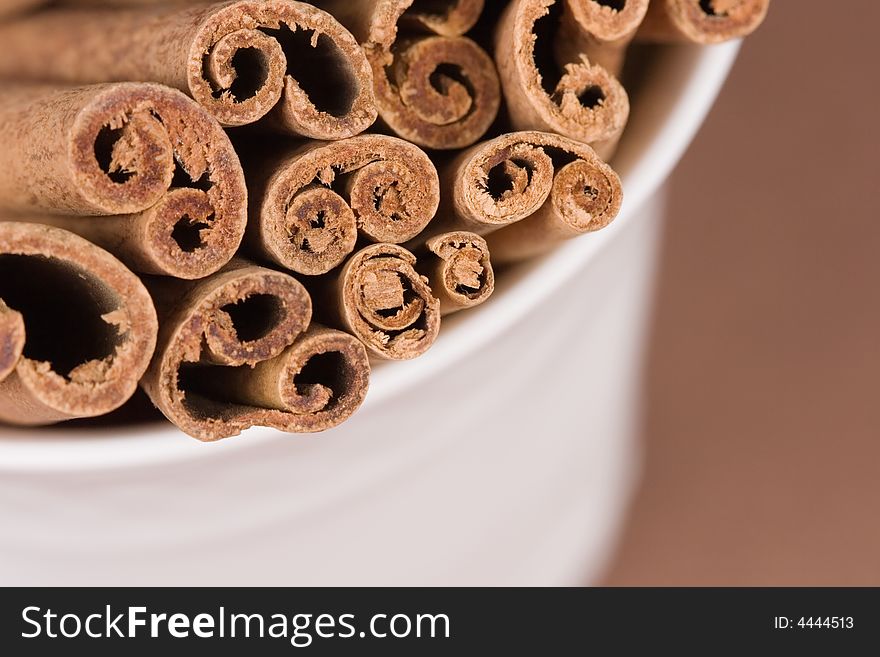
<box><xmin>601</xmin><ymin>0</ymin><xmax>880</xmax><ymax>585</ymax></box>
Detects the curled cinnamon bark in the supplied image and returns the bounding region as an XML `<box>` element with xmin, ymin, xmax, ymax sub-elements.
<box><xmin>0</xmin><ymin>82</ymin><xmax>247</xmax><ymax>279</ymax></box>
<box><xmin>433</xmin><ymin>131</ymin><xmax>555</xmax><ymax>234</ymax></box>
<box><xmin>638</xmin><ymin>0</ymin><xmax>770</xmax><ymax>44</ymax></box>
<box><xmin>555</xmin><ymin>0</ymin><xmax>650</xmax><ymax>77</ymax></box>
<box><xmin>248</xmin><ymin>134</ymin><xmax>440</xmax><ymax>276</ymax></box>
<box><xmin>318</xmin><ymin>243</ymin><xmax>441</xmax><ymax>360</ymax></box>
<box><xmin>0</xmin><ymin>0</ymin><xmax>377</xmax><ymax>138</ymax></box>
<box><xmin>318</xmin><ymin>0</ymin><xmax>500</xmax><ymax>150</ymax></box>
<box><xmin>142</xmin><ymin>260</ymin><xmax>369</xmax><ymax>441</ymax></box>
<box><xmin>454</xmin><ymin>131</ymin><xmax>622</xmax><ymax>264</ymax></box>
<box><xmin>184</xmin><ymin>325</ymin><xmax>370</xmax><ymax>435</ymax></box>
<box><xmin>0</xmin><ymin>222</ymin><xmax>158</xmax><ymax>426</ymax></box>
<box><xmin>432</xmin><ymin>130</ymin><xmax>621</xmax><ymax>252</ymax></box>
<box><xmin>495</xmin><ymin>0</ymin><xmax>630</xmax><ymax>159</ymax></box>
<box><xmin>417</xmin><ymin>231</ymin><xmax>494</xmax><ymax>315</ymax></box>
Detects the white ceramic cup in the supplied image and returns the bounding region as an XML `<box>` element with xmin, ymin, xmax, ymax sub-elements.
<box><xmin>0</xmin><ymin>42</ymin><xmax>740</xmax><ymax>586</ymax></box>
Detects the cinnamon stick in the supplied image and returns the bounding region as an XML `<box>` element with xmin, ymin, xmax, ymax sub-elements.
<box><xmin>453</xmin><ymin>131</ymin><xmax>622</xmax><ymax>264</ymax></box>
<box><xmin>555</xmin><ymin>0</ymin><xmax>649</xmax><ymax>77</ymax></box>
<box><xmin>0</xmin><ymin>222</ymin><xmax>158</xmax><ymax>426</ymax></box>
<box><xmin>142</xmin><ymin>259</ymin><xmax>369</xmax><ymax>441</ymax></box>
<box><xmin>431</xmin><ymin>130</ymin><xmax>555</xmax><ymax>235</ymax></box>
<box><xmin>417</xmin><ymin>231</ymin><xmax>494</xmax><ymax>315</ymax></box>
<box><xmin>430</xmin><ymin>130</ymin><xmax>621</xmax><ymax>254</ymax></box>
<box><xmin>0</xmin><ymin>82</ymin><xmax>248</xmax><ymax>279</ymax></box>
<box><xmin>317</xmin><ymin>0</ymin><xmax>501</xmax><ymax>150</ymax></box>
<box><xmin>247</xmin><ymin>134</ymin><xmax>440</xmax><ymax>276</ymax></box>
<box><xmin>0</xmin><ymin>0</ymin><xmax>378</xmax><ymax>139</ymax></box>
<box><xmin>638</xmin><ymin>0</ymin><xmax>770</xmax><ymax>44</ymax></box>
<box><xmin>316</xmin><ymin>243</ymin><xmax>441</xmax><ymax>360</ymax></box>
<box><xmin>495</xmin><ymin>0</ymin><xmax>630</xmax><ymax>159</ymax></box>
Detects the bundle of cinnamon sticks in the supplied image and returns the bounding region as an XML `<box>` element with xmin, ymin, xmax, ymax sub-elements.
<box><xmin>0</xmin><ymin>0</ymin><xmax>769</xmax><ymax>441</ymax></box>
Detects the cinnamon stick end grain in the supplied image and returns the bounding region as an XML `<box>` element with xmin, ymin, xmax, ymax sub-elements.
<box><xmin>338</xmin><ymin>243</ymin><xmax>441</xmax><ymax>361</ymax></box>
<box><xmin>423</xmin><ymin>231</ymin><xmax>495</xmax><ymax>314</ymax></box>
<box><xmin>0</xmin><ymin>222</ymin><xmax>157</xmax><ymax>425</ymax></box>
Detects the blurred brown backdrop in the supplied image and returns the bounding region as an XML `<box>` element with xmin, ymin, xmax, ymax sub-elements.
<box><xmin>602</xmin><ymin>0</ymin><xmax>880</xmax><ymax>585</ymax></box>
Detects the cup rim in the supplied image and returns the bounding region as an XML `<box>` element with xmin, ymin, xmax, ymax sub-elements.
<box><xmin>0</xmin><ymin>42</ymin><xmax>741</xmax><ymax>472</ymax></box>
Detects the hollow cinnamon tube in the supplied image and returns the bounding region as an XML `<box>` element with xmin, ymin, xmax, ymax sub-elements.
<box><xmin>315</xmin><ymin>243</ymin><xmax>441</xmax><ymax>360</ymax></box>
<box><xmin>430</xmin><ymin>130</ymin><xmax>621</xmax><ymax>252</ymax></box>
<box><xmin>317</xmin><ymin>0</ymin><xmax>500</xmax><ymax>150</ymax></box>
<box><xmin>457</xmin><ymin>132</ymin><xmax>622</xmax><ymax>264</ymax></box>
<box><xmin>247</xmin><ymin>134</ymin><xmax>440</xmax><ymax>276</ymax></box>
<box><xmin>638</xmin><ymin>0</ymin><xmax>770</xmax><ymax>43</ymax></box>
<box><xmin>142</xmin><ymin>260</ymin><xmax>369</xmax><ymax>441</ymax></box>
<box><xmin>0</xmin><ymin>0</ymin><xmax>377</xmax><ymax>139</ymax></box>
<box><xmin>495</xmin><ymin>0</ymin><xmax>630</xmax><ymax>160</ymax></box>
<box><xmin>554</xmin><ymin>0</ymin><xmax>650</xmax><ymax>77</ymax></box>
<box><xmin>0</xmin><ymin>222</ymin><xmax>158</xmax><ymax>426</ymax></box>
<box><xmin>0</xmin><ymin>82</ymin><xmax>248</xmax><ymax>279</ymax></box>
<box><xmin>417</xmin><ymin>232</ymin><xmax>494</xmax><ymax>315</ymax></box>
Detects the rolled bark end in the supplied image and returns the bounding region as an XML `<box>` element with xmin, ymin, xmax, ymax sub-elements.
<box><xmin>319</xmin><ymin>0</ymin><xmax>500</xmax><ymax>149</ymax></box>
<box><xmin>254</xmin><ymin>134</ymin><xmax>439</xmax><ymax>275</ymax></box>
<box><xmin>495</xmin><ymin>0</ymin><xmax>630</xmax><ymax>149</ymax></box>
<box><xmin>135</xmin><ymin>187</ymin><xmax>240</xmax><ymax>280</ymax></box>
<box><xmin>551</xmin><ymin>158</ymin><xmax>620</xmax><ymax>232</ymax></box>
<box><xmin>452</xmin><ymin>138</ymin><xmax>556</xmax><ymax>229</ymax></box>
<box><xmin>555</xmin><ymin>0</ymin><xmax>650</xmax><ymax>76</ymax></box>
<box><xmin>0</xmin><ymin>222</ymin><xmax>158</xmax><ymax>425</ymax></box>
<box><xmin>568</xmin><ymin>0</ymin><xmax>651</xmax><ymax>43</ymax></box>
<box><xmin>376</xmin><ymin>34</ymin><xmax>501</xmax><ymax>150</ymax></box>
<box><xmin>342</xmin><ymin>146</ymin><xmax>440</xmax><ymax>244</ymax></box>
<box><xmin>400</xmin><ymin>0</ymin><xmax>485</xmax><ymax>36</ymax></box>
<box><xmin>70</xmin><ymin>85</ymin><xmax>177</xmax><ymax>215</ymax></box>
<box><xmin>268</xmin><ymin>184</ymin><xmax>359</xmax><ymax>277</ymax></box>
<box><xmin>480</xmin><ymin>131</ymin><xmax>623</xmax><ymax>264</ymax></box>
<box><xmin>338</xmin><ymin>243</ymin><xmax>441</xmax><ymax>360</ymax></box>
<box><xmin>421</xmin><ymin>231</ymin><xmax>495</xmax><ymax>314</ymax></box>
<box><xmin>639</xmin><ymin>0</ymin><xmax>770</xmax><ymax>43</ymax></box>
<box><xmin>435</xmin><ymin>130</ymin><xmax>619</xmax><ymax>239</ymax></box>
<box><xmin>0</xmin><ymin>82</ymin><xmax>249</xmax><ymax>278</ymax></box>
<box><xmin>143</xmin><ymin>262</ymin><xmax>317</xmax><ymax>441</ymax></box>
<box><xmin>201</xmin><ymin>27</ymin><xmax>287</xmax><ymax>127</ymax></box>
<box><xmin>190</xmin><ymin>0</ymin><xmax>377</xmax><ymax>138</ymax></box>
<box><xmin>195</xmin><ymin>269</ymin><xmax>312</xmax><ymax>368</ymax></box>
<box><xmin>225</xmin><ymin>326</ymin><xmax>370</xmax><ymax>431</ymax></box>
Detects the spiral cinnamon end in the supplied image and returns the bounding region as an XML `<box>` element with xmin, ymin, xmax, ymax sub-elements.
<box><xmin>670</xmin><ymin>0</ymin><xmax>769</xmax><ymax>42</ymax></box>
<box><xmin>143</xmin><ymin>263</ymin><xmax>316</xmax><ymax>441</ymax></box>
<box><xmin>340</xmin><ymin>243</ymin><xmax>440</xmax><ymax>360</ymax></box>
<box><xmin>475</xmin><ymin>131</ymin><xmax>623</xmax><ymax>263</ymax></box>
<box><xmin>423</xmin><ymin>231</ymin><xmax>495</xmax><ymax>313</ymax></box>
<box><xmin>273</xmin><ymin>326</ymin><xmax>370</xmax><ymax>431</ymax></box>
<box><xmin>639</xmin><ymin>0</ymin><xmax>770</xmax><ymax>43</ymax></box>
<box><xmin>496</xmin><ymin>0</ymin><xmax>630</xmax><ymax>147</ymax></box>
<box><xmin>378</xmin><ymin>34</ymin><xmax>500</xmax><ymax>150</ymax></box>
<box><xmin>569</xmin><ymin>0</ymin><xmax>651</xmax><ymax>43</ymax></box>
<box><xmin>257</xmin><ymin>135</ymin><xmax>439</xmax><ymax>275</ymax></box>
<box><xmin>191</xmin><ymin>0</ymin><xmax>377</xmax><ymax>138</ymax></box>
<box><xmin>0</xmin><ymin>222</ymin><xmax>157</xmax><ymax>425</ymax></box>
